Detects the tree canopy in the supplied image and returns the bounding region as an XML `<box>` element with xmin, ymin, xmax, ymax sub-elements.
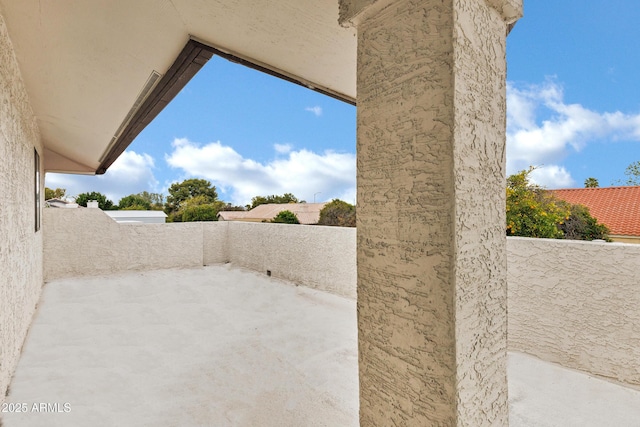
<box><xmin>271</xmin><ymin>210</ymin><xmax>300</xmax><ymax>224</ymax></box>
<box><xmin>118</xmin><ymin>194</ymin><xmax>151</xmax><ymax>210</ymax></box>
<box><xmin>181</xmin><ymin>200</ymin><xmax>227</xmax><ymax>222</ymax></box>
<box><xmin>221</xmin><ymin>204</ymin><xmax>245</xmax><ymax>212</ymax></box>
<box><xmin>75</xmin><ymin>192</ymin><xmax>115</xmax><ymax>210</ymax></box>
<box><xmin>618</xmin><ymin>161</ymin><xmax>640</xmax><ymax>185</ymax></box>
<box><xmin>506</xmin><ymin>168</ymin><xmax>568</xmax><ymax>239</ymax></box>
<box><xmin>584</xmin><ymin>177</ymin><xmax>599</xmax><ymax>188</ymax></box>
<box><xmin>165</xmin><ymin>179</ymin><xmax>218</xmax><ymax>221</ymax></box>
<box><xmin>137</xmin><ymin>191</ymin><xmax>164</xmax><ymax>210</ymax></box>
<box><xmin>506</xmin><ymin>168</ymin><xmax>609</xmax><ymax>241</ymax></box>
<box><xmin>557</xmin><ymin>203</ymin><xmax>609</xmax><ymax>241</ymax></box>
<box><xmin>45</xmin><ymin>187</ymin><xmax>66</xmax><ymax>200</ymax></box>
<box><xmin>318</xmin><ymin>199</ymin><xmax>356</xmax><ymax>227</ymax></box>
<box><xmin>249</xmin><ymin>193</ymin><xmax>303</xmax><ymax>210</ymax></box>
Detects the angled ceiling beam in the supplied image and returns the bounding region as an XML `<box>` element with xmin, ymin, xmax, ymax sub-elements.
<box><xmin>97</xmin><ymin>39</ymin><xmax>213</xmax><ymax>174</ymax></box>
<box><xmin>98</xmin><ymin>37</ymin><xmax>356</xmax><ymax>175</ymax></box>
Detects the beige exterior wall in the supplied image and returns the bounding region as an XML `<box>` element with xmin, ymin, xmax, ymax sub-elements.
<box><xmin>203</xmin><ymin>221</ymin><xmax>229</xmax><ymax>265</ymax></box>
<box><xmin>44</xmin><ymin>211</ymin><xmax>356</xmax><ymax>298</ymax></box>
<box><xmin>610</xmin><ymin>235</ymin><xmax>640</xmax><ymax>244</ymax></box>
<box><xmin>345</xmin><ymin>0</ymin><xmax>517</xmax><ymax>424</ymax></box>
<box><xmin>507</xmin><ymin>237</ymin><xmax>640</xmax><ymax>387</ymax></box>
<box><xmin>40</xmin><ymin>208</ymin><xmax>640</xmax><ymax>390</ymax></box>
<box><xmin>0</xmin><ymin>14</ymin><xmax>43</xmax><ymax>402</ymax></box>
<box><xmin>452</xmin><ymin>1</ymin><xmax>511</xmax><ymax>424</ymax></box>
<box><xmin>227</xmin><ymin>222</ymin><xmax>356</xmax><ymax>299</ymax></box>
<box><xmin>44</xmin><ymin>209</ymin><xmax>206</xmax><ymax>281</ymax></box>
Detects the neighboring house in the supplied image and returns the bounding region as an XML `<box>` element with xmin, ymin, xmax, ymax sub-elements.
<box><xmin>46</xmin><ymin>200</ymin><xmax>167</xmax><ymax>223</ymax></box>
<box><xmin>105</xmin><ymin>211</ymin><xmax>167</xmax><ymax>224</ymax></box>
<box><xmin>551</xmin><ymin>186</ymin><xmax>640</xmax><ymax>243</ymax></box>
<box><xmin>218</xmin><ymin>203</ymin><xmax>326</xmax><ymax>225</ymax></box>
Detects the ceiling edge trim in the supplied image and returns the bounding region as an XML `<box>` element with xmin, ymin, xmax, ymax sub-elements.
<box><xmin>97</xmin><ymin>37</ymin><xmax>356</xmax><ymax>176</ymax></box>
<box><xmin>190</xmin><ymin>36</ymin><xmax>357</xmax><ymax>107</ymax></box>
<box><xmin>96</xmin><ymin>39</ymin><xmax>213</xmax><ymax>175</ymax></box>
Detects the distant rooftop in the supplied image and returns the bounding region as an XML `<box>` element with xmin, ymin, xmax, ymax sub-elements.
<box><xmin>218</xmin><ymin>203</ymin><xmax>326</xmax><ymax>225</ymax></box>
<box><xmin>551</xmin><ymin>186</ymin><xmax>640</xmax><ymax>237</ymax></box>
<box><xmin>105</xmin><ymin>211</ymin><xmax>167</xmax><ymax>218</ymax></box>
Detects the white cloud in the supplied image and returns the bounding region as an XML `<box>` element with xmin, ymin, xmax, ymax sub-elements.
<box><xmin>165</xmin><ymin>138</ymin><xmax>355</xmax><ymax>205</ymax></box>
<box><xmin>529</xmin><ymin>165</ymin><xmax>574</xmax><ymax>189</ymax></box>
<box><xmin>305</xmin><ymin>106</ymin><xmax>323</xmax><ymax>117</ymax></box>
<box><xmin>507</xmin><ymin>79</ymin><xmax>640</xmax><ymax>187</ymax></box>
<box><xmin>274</xmin><ymin>143</ymin><xmax>293</xmax><ymax>154</ymax></box>
<box><xmin>45</xmin><ymin>151</ymin><xmax>158</xmax><ymax>203</ymax></box>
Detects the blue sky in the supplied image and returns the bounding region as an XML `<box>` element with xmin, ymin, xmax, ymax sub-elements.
<box><xmin>46</xmin><ymin>0</ymin><xmax>640</xmax><ymax>205</ymax></box>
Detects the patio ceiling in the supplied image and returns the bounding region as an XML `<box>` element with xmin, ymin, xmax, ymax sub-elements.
<box><xmin>0</xmin><ymin>0</ymin><xmax>356</xmax><ymax>174</ymax></box>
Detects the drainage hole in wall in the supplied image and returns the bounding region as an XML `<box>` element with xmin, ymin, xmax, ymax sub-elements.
<box><xmin>267</xmin><ymin>270</ymin><xmax>271</xmax><ymax>277</ymax></box>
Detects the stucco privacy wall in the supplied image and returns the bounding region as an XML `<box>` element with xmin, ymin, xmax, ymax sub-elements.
<box><xmin>203</xmin><ymin>221</ymin><xmax>229</xmax><ymax>265</ymax></box>
<box><xmin>44</xmin><ymin>209</ymin><xmax>209</xmax><ymax>281</ymax></box>
<box><xmin>0</xmin><ymin>13</ymin><xmax>43</xmax><ymax>403</ymax></box>
<box><xmin>226</xmin><ymin>222</ymin><xmax>356</xmax><ymax>299</ymax></box>
<box><xmin>41</xmin><ymin>210</ymin><xmax>640</xmax><ymax>386</ymax></box>
<box><xmin>507</xmin><ymin>237</ymin><xmax>640</xmax><ymax>387</ymax></box>
<box><xmin>43</xmin><ymin>211</ymin><xmax>355</xmax><ymax>298</ymax></box>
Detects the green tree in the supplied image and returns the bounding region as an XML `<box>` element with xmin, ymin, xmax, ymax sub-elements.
<box><xmin>271</xmin><ymin>210</ymin><xmax>300</xmax><ymax>224</ymax></box>
<box><xmin>507</xmin><ymin>168</ymin><xmax>610</xmax><ymax>241</ymax></box>
<box><xmin>618</xmin><ymin>161</ymin><xmax>640</xmax><ymax>185</ymax></box>
<box><xmin>221</xmin><ymin>203</ymin><xmax>245</xmax><ymax>211</ymax></box>
<box><xmin>172</xmin><ymin>196</ymin><xmax>228</xmax><ymax>222</ymax></box>
<box><xmin>118</xmin><ymin>194</ymin><xmax>151</xmax><ymax>210</ymax></box>
<box><xmin>318</xmin><ymin>199</ymin><xmax>356</xmax><ymax>227</ymax></box>
<box><xmin>181</xmin><ymin>201</ymin><xmax>227</xmax><ymax>222</ymax></box>
<box><xmin>165</xmin><ymin>179</ymin><xmax>218</xmax><ymax>214</ymax></box>
<box><xmin>249</xmin><ymin>193</ymin><xmax>303</xmax><ymax>209</ymax></box>
<box><xmin>557</xmin><ymin>203</ymin><xmax>609</xmax><ymax>241</ymax></box>
<box><xmin>45</xmin><ymin>187</ymin><xmax>66</xmax><ymax>200</ymax></box>
<box><xmin>584</xmin><ymin>177</ymin><xmax>599</xmax><ymax>188</ymax></box>
<box><xmin>167</xmin><ymin>211</ymin><xmax>183</xmax><ymax>223</ymax></box>
<box><xmin>137</xmin><ymin>191</ymin><xmax>164</xmax><ymax>210</ymax></box>
<box><xmin>75</xmin><ymin>192</ymin><xmax>115</xmax><ymax>210</ymax></box>
<box><xmin>506</xmin><ymin>168</ymin><xmax>569</xmax><ymax>239</ymax></box>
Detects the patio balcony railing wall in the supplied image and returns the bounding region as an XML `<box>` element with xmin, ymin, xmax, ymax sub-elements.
<box><xmin>43</xmin><ymin>208</ymin><xmax>640</xmax><ymax>389</ymax></box>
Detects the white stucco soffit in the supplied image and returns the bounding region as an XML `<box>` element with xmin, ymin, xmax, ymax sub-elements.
<box><xmin>0</xmin><ymin>0</ymin><xmax>356</xmax><ymax>174</ymax></box>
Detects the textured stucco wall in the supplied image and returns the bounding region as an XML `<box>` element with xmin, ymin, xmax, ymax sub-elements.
<box><xmin>203</xmin><ymin>221</ymin><xmax>229</xmax><ymax>265</ymax></box>
<box><xmin>452</xmin><ymin>0</ymin><xmax>510</xmax><ymax>424</ymax></box>
<box><xmin>350</xmin><ymin>0</ymin><xmax>513</xmax><ymax>424</ymax></box>
<box><xmin>226</xmin><ymin>222</ymin><xmax>356</xmax><ymax>299</ymax></box>
<box><xmin>0</xmin><ymin>13</ymin><xmax>43</xmax><ymax>403</ymax></box>
<box><xmin>354</xmin><ymin>2</ymin><xmax>457</xmax><ymax>422</ymax></box>
<box><xmin>35</xmin><ymin>210</ymin><xmax>640</xmax><ymax>393</ymax></box>
<box><xmin>507</xmin><ymin>237</ymin><xmax>640</xmax><ymax>387</ymax></box>
<box><xmin>44</xmin><ymin>209</ymin><xmax>207</xmax><ymax>281</ymax></box>
<box><xmin>44</xmin><ymin>212</ymin><xmax>355</xmax><ymax>298</ymax></box>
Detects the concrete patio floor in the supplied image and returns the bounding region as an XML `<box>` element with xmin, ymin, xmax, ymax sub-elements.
<box><xmin>3</xmin><ymin>265</ymin><xmax>640</xmax><ymax>426</ymax></box>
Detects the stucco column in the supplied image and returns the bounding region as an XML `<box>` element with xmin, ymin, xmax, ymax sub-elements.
<box><xmin>339</xmin><ymin>0</ymin><xmax>522</xmax><ymax>425</ymax></box>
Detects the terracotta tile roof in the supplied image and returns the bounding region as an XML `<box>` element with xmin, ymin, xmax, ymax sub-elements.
<box><xmin>550</xmin><ymin>186</ymin><xmax>640</xmax><ymax>237</ymax></box>
<box><xmin>218</xmin><ymin>203</ymin><xmax>326</xmax><ymax>225</ymax></box>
